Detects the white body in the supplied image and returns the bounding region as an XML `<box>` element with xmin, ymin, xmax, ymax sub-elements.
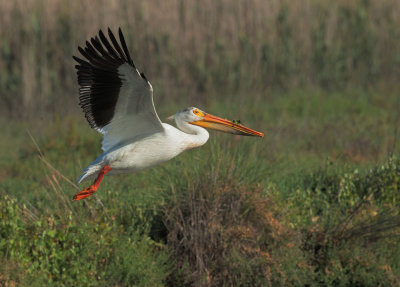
<box><xmin>78</xmin><ymin>123</ymin><xmax>209</xmax><ymax>183</ymax></box>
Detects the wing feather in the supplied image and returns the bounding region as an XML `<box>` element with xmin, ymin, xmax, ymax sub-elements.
<box><xmin>73</xmin><ymin>28</ymin><xmax>163</xmax><ymax>151</ymax></box>
<box><xmin>99</xmin><ymin>30</ymin><xmax>121</xmax><ymax>60</ymax></box>
<box><xmin>108</xmin><ymin>28</ymin><xmax>127</xmax><ymax>62</ymax></box>
<box><xmin>118</xmin><ymin>28</ymin><xmax>134</xmax><ymax>65</ymax></box>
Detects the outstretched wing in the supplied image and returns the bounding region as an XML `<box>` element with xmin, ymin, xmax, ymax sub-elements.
<box><xmin>73</xmin><ymin>28</ymin><xmax>163</xmax><ymax>151</ymax></box>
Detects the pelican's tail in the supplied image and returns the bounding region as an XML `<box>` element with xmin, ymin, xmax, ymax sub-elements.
<box><xmin>77</xmin><ymin>163</ymin><xmax>103</xmax><ymax>184</ymax></box>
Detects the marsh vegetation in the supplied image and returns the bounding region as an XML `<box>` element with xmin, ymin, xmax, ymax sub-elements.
<box><xmin>1</xmin><ymin>0</ymin><xmax>400</xmax><ymax>286</ymax></box>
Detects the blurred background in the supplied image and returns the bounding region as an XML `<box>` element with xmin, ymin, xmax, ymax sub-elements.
<box><xmin>1</xmin><ymin>0</ymin><xmax>400</xmax><ymax>286</ymax></box>
<box><xmin>1</xmin><ymin>0</ymin><xmax>399</xmax><ymax>116</ymax></box>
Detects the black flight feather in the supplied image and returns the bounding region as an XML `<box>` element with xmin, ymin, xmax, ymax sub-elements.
<box><xmin>118</xmin><ymin>28</ymin><xmax>134</xmax><ymax>66</ymax></box>
<box><xmin>108</xmin><ymin>28</ymin><xmax>126</xmax><ymax>62</ymax></box>
<box><xmin>73</xmin><ymin>28</ymin><xmax>140</xmax><ymax>130</ymax></box>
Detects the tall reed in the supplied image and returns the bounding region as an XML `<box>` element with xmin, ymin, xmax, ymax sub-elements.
<box><xmin>1</xmin><ymin>0</ymin><xmax>399</xmax><ymax>117</ymax></box>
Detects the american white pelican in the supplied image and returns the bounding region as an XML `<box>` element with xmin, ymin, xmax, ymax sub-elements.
<box><xmin>72</xmin><ymin>28</ymin><xmax>263</xmax><ymax>201</ymax></box>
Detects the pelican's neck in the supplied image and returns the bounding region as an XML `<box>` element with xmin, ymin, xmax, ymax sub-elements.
<box><xmin>176</xmin><ymin>121</ymin><xmax>210</xmax><ymax>149</ymax></box>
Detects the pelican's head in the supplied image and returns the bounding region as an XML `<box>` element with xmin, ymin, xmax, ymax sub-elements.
<box><xmin>171</xmin><ymin>107</ymin><xmax>264</xmax><ymax>137</ymax></box>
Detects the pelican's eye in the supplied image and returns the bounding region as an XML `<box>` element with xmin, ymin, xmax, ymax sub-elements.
<box><xmin>193</xmin><ymin>109</ymin><xmax>204</xmax><ymax>117</ymax></box>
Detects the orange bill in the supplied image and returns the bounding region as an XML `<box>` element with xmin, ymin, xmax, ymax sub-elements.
<box><xmin>190</xmin><ymin>113</ymin><xmax>264</xmax><ymax>137</ymax></box>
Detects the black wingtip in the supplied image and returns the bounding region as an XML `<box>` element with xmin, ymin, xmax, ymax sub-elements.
<box><xmin>99</xmin><ymin>29</ymin><xmax>105</xmax><ymax>41</ymax></box>
<box><xmin>118</xmin><ymin>27</ymin><xmax>134</xmax><ymax>66</ymax></box>
<box><xmin>74</xmin><ymin>27</ymin><xmax>154</xmax><ymax>131</ymax></box>
<box><xmin>72</xmin><ymin>55</ymin><xmax>88</xmax><ymax>65</ymax></box>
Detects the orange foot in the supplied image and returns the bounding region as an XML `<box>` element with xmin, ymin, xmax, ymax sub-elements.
<box><xmin>73</xmin><ymin>186</ymin><xmax>97</xmax><ymax>201</ymax></box>
<box><xmin>73</xmin><ymin>165</ymin><xmax>111</xmax><ymax>201</ymax></box>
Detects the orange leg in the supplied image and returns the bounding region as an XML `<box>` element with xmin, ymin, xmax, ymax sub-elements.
<box><xmin>73</xmin><ymin>165</ymin><xmax>112</xmax><ymax>201</ymax></box>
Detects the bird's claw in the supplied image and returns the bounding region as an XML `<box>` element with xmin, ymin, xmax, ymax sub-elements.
<box><xmin>73</xmin><ymin>186</ymin><xmax>97</xmax><ymax>201</ymax></box>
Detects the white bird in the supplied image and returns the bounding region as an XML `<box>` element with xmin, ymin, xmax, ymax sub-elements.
<box><xmin>72</xmin><ymin>28</ymin><xmax>263</xmax><ymax>201</ymax></box>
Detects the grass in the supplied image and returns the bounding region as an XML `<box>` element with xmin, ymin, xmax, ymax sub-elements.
<box><xmin>1</xmin><ymin>89</ymin><xmax>400</xmax><ymax>285</ymax></box>
<box><xmin>2</xmin><ymin>1</ymin><xmax>400</xmax><ymax>284</ymax></box>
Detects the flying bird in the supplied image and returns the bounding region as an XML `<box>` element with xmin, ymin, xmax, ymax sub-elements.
<box><xmin>72</xmin><ymin>28</ymin><xmax>263</xmax><ymax>201</ymax></box>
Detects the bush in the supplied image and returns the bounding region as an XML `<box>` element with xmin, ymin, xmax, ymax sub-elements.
<box><xmin>0</xmin><ymin>195</ymin><xmax>171</xmax><ymax>287</ymax></box>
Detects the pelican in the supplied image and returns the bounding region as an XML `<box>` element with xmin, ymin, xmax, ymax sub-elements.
<box><xmin>72</xmin><ymin>28</ymin><xmax>263</xmax><ymax>201</ymax></box>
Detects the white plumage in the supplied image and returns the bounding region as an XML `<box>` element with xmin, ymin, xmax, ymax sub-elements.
<box><xmin>77</xmin><ymin>122</ymin><xmax>209</xmax><ymax>183</ymax></box>
<box><xmin>72</xmin><ymin>28</ymin><xmax>263</xmax><ymax>200</ymax></box>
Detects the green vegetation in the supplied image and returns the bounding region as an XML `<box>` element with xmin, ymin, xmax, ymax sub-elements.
<box><xmin>1</xmin><ymin>89</ymin><xmax>400</xmax><ymax>286</ymax></box>
<box><xmin>1</xmin><ymin>0</ymin><xmax>400</xmax><ymax>285</ymax></box>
